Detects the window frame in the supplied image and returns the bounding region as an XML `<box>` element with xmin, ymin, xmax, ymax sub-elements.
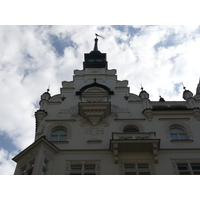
<box><xmin>65</xmin><ymin>161</ymin><xmax>100</xmax><ymax>175</ymax></box>
<box><xmin>123</xmin><ymin>163</ymin><xmax>151</xmax><ymax>175</ymax></box>
<box><xmin>123</xmin><ymin>125</ymin><xmax>139</xmax><ymax>133</ymax></box>
<box><xmin>177</xmin><ymin>162</ymin><xmax>200</xmax><ymax>175</ymax></box>
<box><xmin>50</xmin><ymin>128</ymin><xmax>68</xmax><ymax>142</ymax></box>
<box><xmin>169</xmin><ymin>126</ymin><xmax>189</xmax><ymax>141</ymax></box>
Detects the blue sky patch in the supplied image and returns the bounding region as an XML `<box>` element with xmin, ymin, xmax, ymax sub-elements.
<box><xmin>0</xmin><ymin>133</ymin><xmax>16</xmax><ymax>153</ymax></box>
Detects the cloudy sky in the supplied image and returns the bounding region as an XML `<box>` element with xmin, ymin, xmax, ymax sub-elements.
<box><xmin>0</xmin><ymin>25</ymin><xmax>200</xmax><ymax>175</ymax></box>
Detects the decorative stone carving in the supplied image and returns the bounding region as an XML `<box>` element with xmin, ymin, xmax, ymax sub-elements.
<box><xmin>35</xmin><ymin>110</ymin><xmax>48</xmax><ymax>134</ymax></box>
<box><xmin>142</xmin><ymin>109</ymin><xmax>153</xmax><ymax>121</ymax></box>
<box><xmin>193</xmin><ymin>109</ymin><xmax>200</xmax><ymax>121</ymax></box>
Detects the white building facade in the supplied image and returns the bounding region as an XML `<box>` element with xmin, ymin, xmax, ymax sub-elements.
<box><xmin>13</xmin><ymin>37</ymin><xmax>200</xmax><ymax>175</ymax></box>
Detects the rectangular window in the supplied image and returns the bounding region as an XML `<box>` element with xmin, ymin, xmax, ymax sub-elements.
<box><xmin>21</xmin><ymin>160</ymin><xmax>35</xmax><ymax>175</ymax></box>
<box><xmin>84</xmin><ymin>164</ymin><xmax>96</xmax><ymax>175</ymax></box>
<box><xmin>124</xmin><ymin>163</ymin><xmax>151</xmax><ymax>175</ymax></box>
<box><xmin>177</xmin><ymin>163</ymin><xmax>200</xmax><ymax>175</ymax></box>
<box><xmin>42</xmin><ymin>160</ymin><xmax>48</xmax><ymax>175</ymax></box>
<box><xmin>70</xmin><ymin>164</ymin><xmax>96</xmax><ymax>175</ymax></box>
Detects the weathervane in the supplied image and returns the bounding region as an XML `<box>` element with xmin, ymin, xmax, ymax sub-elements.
<box><xmin>95</xmin><ymin>33</ymin><xmax>104</xmax><ymax>39</ymax></box>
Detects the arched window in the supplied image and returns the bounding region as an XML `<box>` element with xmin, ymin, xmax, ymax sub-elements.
<box><xmin>50</xmin><ymin>129</ymin><xmax>67</xmax><ymax>142</ymax></box>
<box><xmin>123</xmin><ymin>125</ymin><xmax>139</xmax><ymax>133</ymax></box>
<box><xmin>169</xmin><ymin>127</ymin><xmax>188</xmax><ymax>140</ymax></box>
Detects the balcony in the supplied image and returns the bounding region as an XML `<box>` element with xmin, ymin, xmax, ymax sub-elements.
<box><xmin>110</xmin><ymin>132</ymin><xmax>160</xmax><ymax>164</ymax></box>
<box><xmin>79</xmin><ymin>102</ymin><xmax>111</xmax><ymax>126</ymax></box>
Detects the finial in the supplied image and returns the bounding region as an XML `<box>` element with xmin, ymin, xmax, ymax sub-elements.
<box><xmin>182</xmin><ymin>83</ymin><xmax>186</xmax><ymax>90</ymax></box>
<box><xmin>159</xmin><ymin>95</ymin><xmax>165</xmax><ymax>102</ymax></box>
<box><xmin>141</xmin><ymin>83</ymin><xmax>143</xmax><ymax>91</ymax></box>
<box><xmin>93</xmin><ymin>34</ymin><xmax>104</xmax><ymax>52</ymax></box>
<box><xmin>124</xmin><ymin>94</ymin><xmax>129</xmax><ymax>100</ymax></box>
<box><xmin>47</xmin><ymin>85</ymin><xmax>50</xmax><ymax>92</ymax></box>
<box><xmin>94</xmin><ymin>78</ymin><xmax>96</xmax><ymax>83</ymax></box>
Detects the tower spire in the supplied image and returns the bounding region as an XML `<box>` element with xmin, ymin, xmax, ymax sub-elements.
<box><xmin>196</xmin><ymin>77</ymin><xmax>200</xmax><ymax>95</ymax></box>
<box><xmin>93</xmin><ymin>38</ymin><xmax>99</xmax><ymax>52</ymax></box>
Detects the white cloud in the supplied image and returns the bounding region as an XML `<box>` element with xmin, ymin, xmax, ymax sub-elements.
<box><xmin>0</xmin><ymin>148</ymin><xmax>16</xmax><ymax>175</ymax></box>
<box><xmin>0</xmin><ymin>25</ymin><xmax>200</xmax><ymax>174</ymax></box>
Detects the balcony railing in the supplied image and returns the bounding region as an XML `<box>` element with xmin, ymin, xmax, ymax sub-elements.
<box><xmin>112</xmin><ymin>132</ymin><xmax>156</xmax><ymax>140</ymax></box>
<box><xmin>110</xmin><ymin>132</ymin><xmax>160</xmax><ymax>164</ymax></box>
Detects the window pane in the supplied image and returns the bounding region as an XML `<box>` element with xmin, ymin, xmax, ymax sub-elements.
<box><xmin>59</xmin><ymin>135</ymin><xmax>67</xmax><ymax>141</ymax></box>
<box><xmin>85</xmin><ymin>164</ymin><xmax>95</xmax><ymax>173</ymax></box>
<box><xmin>50</xmin><ymin>135</ymin><xmax>58</xmax><ymax>141</ymax></box>
<box><xmin>177</xmin><ymin>163</ymin><xmax>188</xmax><ymax>170</ymax></box>
<box><xmin>138</xmin><ymin>164</ymin><xmax>149</xmax><ymax>171</ymax></box>
<box><xmin>52</xmin><ymin>129</ymin><xmax>67</xmax><ymax>135</ymax></box>
<box><xmin>71</xmin><ymin>165</ymin><xmax>82</xmax><ymax>173</ymax></box>
<box><xmin>124</xmin><ymin>164</ymin><xmax>135</xmax><ymax>172</ymax></box>
<box><xmin>179</xmin><ymin>134</ymin><xmax>187</xmax><ymax>140</ymax></box>
<box><xmin>171</xmin><ymin>134</ymin><xmax>179</xmax><ymax>140</ymax></box>
<box><xmin>123</xmin><ymin>126</ymin><xmax>139</xmax><ymax>133</ymax></box>
<box><xmin>170</xmin><ymin>128</ymin><xmax>184</xmax><ymax>133</ymax></box>
<box><xmin>191</xmin><ymin>164</ymin><xmax>200</xmax><ymax>171</ymax></box>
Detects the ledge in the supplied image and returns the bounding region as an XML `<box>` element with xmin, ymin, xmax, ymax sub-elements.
<box><xmin>87</xmin><ymin>140</ymin><xmax>103</xmax><ymax>144</ymax></box>
<box><xmin>171</xmin><ymin>140</ymin><xmax>193</xmax><ymax>143</ymax></box>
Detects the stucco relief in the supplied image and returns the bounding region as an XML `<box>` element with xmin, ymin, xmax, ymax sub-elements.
<box><xmin>46</xmin><ymin>122</ymin><xmax>72</xmax><ymax>139</ymax></box>
<box><xmin>164</xmin><ymin>121</ymin><xmax>194</xmax><ymax>139</ymax></box>
<box><xmin>119</xmin><ymin>121</ymin><xmax>144</xmax><ymax>132</ymax></box>
<box><xmin>111</xmin><ymin>105</ymin><xmax>130</xmax><ymax>113</ymax></box>
<box><xmin>79</xmin><ymin>117</ymin><xmax>109</xmax><ymax>135</ymax></box>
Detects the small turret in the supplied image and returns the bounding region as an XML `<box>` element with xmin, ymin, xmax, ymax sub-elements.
<box><xmin>139</xmin><ymin>86</ymin><xmax>152</xmax><ymax>109</ymax></box>
<box><xmin>182</xmin><ymin>86</ymin><xmax>196</xmax><ymax>108</ymax></box>
<box><xmin>39</xmin><ymin>88</ymin><xmax>51</xmax><ymax>110</ymax></box>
